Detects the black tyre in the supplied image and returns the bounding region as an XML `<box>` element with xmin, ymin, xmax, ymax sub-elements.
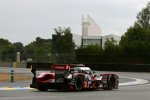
<box><xmin>103</xmin><ymin>75</ymin><xmax>113</xmax><ymax>90</ymax></box>
<box><xmin>61</xmin><ymin>78</ymin><xmax>70</xmax><ymax>91</ymax></box>
<box><xmin>74</xmin><ymin>76</ymin><xmax>83</xmax><ymax>91</ymax></box>
<box><xmin>107</xmin><ymin>75</ymin><xmax>115</xmax><ymax>90</ymax></box>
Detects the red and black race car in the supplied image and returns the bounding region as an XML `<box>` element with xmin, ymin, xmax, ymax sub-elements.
<box><xmin>27</xmin><ymin>63</ymin><xmax>119</xmax><ymax>91</ymax></box>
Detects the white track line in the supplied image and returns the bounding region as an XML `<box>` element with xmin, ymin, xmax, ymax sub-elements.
<box><xmin>0</xmin><ymin>87</ymin><xmax>32</xmax><ymax>90</ymax></box>
<box><xmin>119</xmin><ymin>77</ymin><xmax>149</xmax><ymax>86</ymax></box>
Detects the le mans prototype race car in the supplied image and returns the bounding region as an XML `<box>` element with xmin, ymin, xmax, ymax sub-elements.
<box><xmin>27</xmin><ymin>63</ymin><xmax>119</xmax><ymax>91</ymax></box>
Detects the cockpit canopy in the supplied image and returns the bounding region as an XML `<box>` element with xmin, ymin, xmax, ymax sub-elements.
<box><xmin>73</xmin><ymin>67</ymin><xmax>93</xmax><ymax>74</ymax></box>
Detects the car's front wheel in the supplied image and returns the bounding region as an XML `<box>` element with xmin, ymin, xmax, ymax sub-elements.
<box><xmin>74</xmin><ymin>76</ymin><xmax>83</xmax><ymax>91</ymax></box>
<box><xmin>103</xmin><ymin>75</ymin><xmax>114</xmax><ymax>90</ymax></box>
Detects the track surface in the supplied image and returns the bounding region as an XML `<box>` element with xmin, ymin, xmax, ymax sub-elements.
<box><xmin>0</xmin><ymin>67</ymin><xmax>150</xmax><ymax>100</ymax></box>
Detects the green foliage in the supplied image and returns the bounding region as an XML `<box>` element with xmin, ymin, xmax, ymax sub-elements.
<box><xmin>13</xmin><ymin>42</ymin><xmax>24</xmax><ymax>50</ymax></box>
<box><xmin>75</xmin><ymin>45</ymin><xmax>104</xmax><ymax>63</ymax></box>
<box><xmin>53</xmin><ymin>27</ymin><xmax>76</xmax><ymax>63</ymax></box>
<box><xmin>104</xmin><ymin>37</ymin><xmax>120</xmax><ymax>56</ymax></box>
<box><xmin>136</xmin><ymin>2</ymin><xmax>150</xmax><ymax>29</ymax></box>
<box><xmin>120</xmin><ymin>27</ymin><xmax>150</xmax><ymax>57</ymax></box>
<box><xmin>120</xmin><ymin>3</ymin><xmax>150</xmax><ymax>57</ymax></box>
<box><xmin>24</xmin><ymin>37</ymin><xmax>52</xmax><ymax>62</ymax></box>
<box><xmin>76</xmin><ymin>45</ymin><xmax>103</xmax><ymax>56</ymax></box>
<box><xmin>118</xmin><ymin>2</ymin><xmax>150</xmax><ymax>63</ymax></box>
<box><xmin>0</xmin><ymin>38</ymin><xmax>16</xmax><ymax>61</ymax></box>
<box><xmin>53</xmin><ymin>27</ymin><xmax>75</xmax><ymax>54</ymax></box>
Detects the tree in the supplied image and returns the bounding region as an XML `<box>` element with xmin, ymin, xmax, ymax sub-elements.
<box><xmin>135</xmin><ymin>2</ymin><xmax>150</xmax><ymax>29</ymax></box>
<box><xmin>75</xmin><ymin>44</ymin><xmax>103</xmax><ymax>63</ymax></box>
<box><xmin>24</xmin><ymin>37</ymin><xmax>52</xmax><ymax>62</ymax></box>
<box><xmin>52</xmin><ymin>27</ymin><xmax>75</xmax><ymax>63</ymax></box>
<box><xmin>119</xmin><ymin>2</ymin><xmax>150</xmax><ymax>63</ymax></box>
<box><xmin>1</xmin><ymin>45</ymin><xmax>16</xmax><ymax>61</ymax></box>
<box><xmin>120</xmin><ymin>26</ymin><xmax>148</xmax><ymax>56</ymax></box>
<box><xmin>0</xmin><ymin>38</ymin><xmax>16</xmax><ymax>61</ymax></box>
<box><xmin>104</xmin><ymin>37</ymin><xmax>119</xmax><ymax>56</ymax></box>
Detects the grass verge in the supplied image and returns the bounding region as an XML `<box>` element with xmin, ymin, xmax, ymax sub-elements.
<box><xmin>0</xmin><ymin>73</ymin><xmax>32</xmax><ymax>82</ymax></box>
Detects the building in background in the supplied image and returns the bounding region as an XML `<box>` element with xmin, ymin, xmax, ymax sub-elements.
<box><xmin>72</xmin><ymin>34</ymin><xmax>82</xmax><ymax>48</ymax></box>
<box><xmin>52</xmin><ymin>15</ymin><xmax>121</xmax><ymax>48</ymax></box>
<box><xmin>81</xmin><ymin>15</ymin><xmax>121</xmax><ymax>48</ymax></box>
<box><xmin>82</xmin><ymin>15</ymin><xmax>101</xmax><ymax>47</ymax></box>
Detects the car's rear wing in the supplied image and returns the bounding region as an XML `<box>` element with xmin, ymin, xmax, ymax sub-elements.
<box><xmin>26</xmin><ymin>63</ymin><xmax>85</xmax><ymax>78</ymax></box>
<box><xmin>26</xmin><ymin>62</ymin><xmax>53</xmax><ymax>79</ymax></box>
<box><xmin>26</xmin><ymin>63</ymin><xmax>85</xmax><ymax>70</ymax></box>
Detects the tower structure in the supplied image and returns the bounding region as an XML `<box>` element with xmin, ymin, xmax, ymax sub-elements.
<box><xmin>82</xmin><ymin>15</ymin><xmax>102</xmax><ymax>47</ymax></box>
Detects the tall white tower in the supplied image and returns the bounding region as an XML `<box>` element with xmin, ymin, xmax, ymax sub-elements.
<box><xmin>82</xmin><ymin>15</ymin><xmax>102</xmax><ymax>47</ymax></box>
<box><xmin>82</xmin><ymin>15</ymin><xmax>101</xmax><ymax>37</ymax></box>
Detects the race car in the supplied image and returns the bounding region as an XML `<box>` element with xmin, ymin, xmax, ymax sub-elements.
<box><xmin>27</xmin><ymin>63</ymin><xmax>119</xmax><ymax>91</ymax></box>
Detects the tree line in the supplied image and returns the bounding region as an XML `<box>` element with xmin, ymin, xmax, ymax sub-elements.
<box><xmin>0</xmin><ymin>37</ymin><xmax>52</xmax><ymax>62</ymax></box>
<box><xmin>0</xmin><ymin>2</ymin><xmax>149</xmax><ymax>64</ymax></box>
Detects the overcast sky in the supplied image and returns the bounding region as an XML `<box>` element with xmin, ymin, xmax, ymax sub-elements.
<box><xmin>0</xmin><ymin>0</ymin><xmax>149</xmax><ymax>45</ymax></box>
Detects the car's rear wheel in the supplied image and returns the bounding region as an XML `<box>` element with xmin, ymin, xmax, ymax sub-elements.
<box><xmin>61</xmin><ymin>78</ymin><xmax>70</xmax><ymax>91</ymax></box>
<box><xmin>74</xmin><ymin>76</ymin><xmax>83</xmax><ymax>91</ymax></box>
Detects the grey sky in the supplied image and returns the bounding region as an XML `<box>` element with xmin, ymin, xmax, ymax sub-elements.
<box><xmin>0</xmin><ymin>0</ymin><xmax>149</xmax><ymax>45</ymax></box>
